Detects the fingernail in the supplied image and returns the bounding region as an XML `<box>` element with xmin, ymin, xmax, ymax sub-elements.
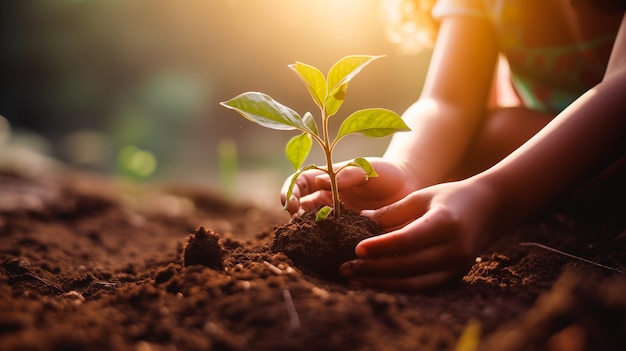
<box><xmin>355</xmin><ymin>245</ymin><xmax>367</xmax><ymax>257</ymax></box>
<box><xmin>360</xmin><ymin>210</ymin><xmax>375</xmax><ymax>217</ymax></box>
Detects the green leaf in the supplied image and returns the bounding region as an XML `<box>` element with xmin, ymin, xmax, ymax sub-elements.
<box><xmin>289</xmin><ymin>62</ymin><xmax>327</xmax><ymax>109</ymax></box>
<box><xmin>345</xmin><ymin>157</ymin><xmax>379</xmax><ymax>179</ymax></box>
<box><xmin>285</xmin><ymin>132</ymin><xmax>312</xmax><ymax>171</ymax></box>
<box><xmin>283</xmin><ymin>164</ymin><xmax>320</xmax><ymax>211</ymax></box>
<box><xmin>336</xmin><ymin>108</ymin><xmax>410</xmax><ymax>141</ymax></box>
<box><xmin>220</xmin><ymin>92</ymin><xmax>306</xmax><ymax>131</ymax></box>
<box><xmin>302</xmin><ymin>111</ymin><xmax>319</xmax><ymax>136</ymax></box>
<box><xmin>324</xmin><ymin>84</ymin><xmax>347</xmax><ymax>118</ymax></box>
<box><xmin>315</xmin><ymin>206</ymin><xmax>333</xmax><ymax>221</ymax></box>
<box><xmin>327</xmin><ymin>55</ymin><xmax>383</xmax><ymax>94</ymax></box>
<box><xmin>454</xmin><ymin>319</ymin><xmax>481</xmax><ymax>351</ymax></box>
<box><xmin>324</xmin><ymin>55</ymin><xmax>384</xmax><ymax>117</ymax></box>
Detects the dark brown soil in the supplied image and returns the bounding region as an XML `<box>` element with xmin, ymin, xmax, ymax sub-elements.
<box><xmin>1</xmin><ymin>165</ymin><xmax>625</xmax><ymax>351</ymax></box>
<box><xmin>183</xmin><ymin>227</ymin><xmax>226</xmax><ymax>271</ymax></box>
<box><xmin>271</xmin><ymin>209</ymin><xmax>381</xmax><ymax>281</ymax></box>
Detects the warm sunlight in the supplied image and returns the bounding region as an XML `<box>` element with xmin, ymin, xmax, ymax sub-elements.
<box><xmin>2</xmin><ymin>2</ymin><xmax>624</xmax><ymax>350</ymax></box>
<box><xmin>0</xmin><ymin>0</ymin><xmax>431</xmax><ymax>201</ymax></box>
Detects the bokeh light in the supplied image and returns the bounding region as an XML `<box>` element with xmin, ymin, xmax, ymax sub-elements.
<box><xmin>118</xmin><ymin>145</ymin><xmax>158</xmax><ymax>179</ymax></box>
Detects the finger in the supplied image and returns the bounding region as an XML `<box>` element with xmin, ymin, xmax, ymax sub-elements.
<box><xmin>348</xmin><ymin>270</ymin><xmax>458</xmax><ymax>293</ymax></box>
<box><xmin>298</xmin><ymin>191</ymin><xmax>333</xmax><ymax>214</ymax></box>
<box><xmin>312</xmin><ymin>165</ymin><xmax>370</xmax><ymax>192</ymax></box>
<box><xmin>282</xmin><ymin>193</ymin><xmax>300</xmax><ymax>215</ymax></box>
<box><xmin>280</xmin><ymin>169</ymin><xmax>326</xmax><ymax>211</ymax></box>
<box><xmin>356</xmin><ymin>206</ymin><xmax>456</xmax><ymax>258</ymax></box>
<box><xmin>335</xmin><ymin>165</ymin><xmax>371</xmax><ymax>188</ymax></box>
<box><xmin>280</xmin><ymin>169</ymin><xmax>326</xmax><ymax>200</ymax></box>
<box><xmin>340</xmin><ymin>244</ymin><xmax>455</xmax><ymax>279</ymax></box>
<box><xmin>361</xmin><ymin>191</ymin><xmax>429</xmax><ymax>231</ymax></box>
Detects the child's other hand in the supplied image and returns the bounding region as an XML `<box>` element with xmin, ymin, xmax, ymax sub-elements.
<box><xmin>340</xmin><ymin>179</ymin><xmax>501</xmax><ymax>292</ymax></box>
<box><xmin>280</xmin><ymin>157</ymin><xmax>419</xmax><ymax>216</ymax></box>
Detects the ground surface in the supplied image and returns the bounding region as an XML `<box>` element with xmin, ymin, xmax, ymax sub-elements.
<box><xmin>0</xmin><ymin>163</ymin><xmax>625</xmax><ymax>351</ymax></box>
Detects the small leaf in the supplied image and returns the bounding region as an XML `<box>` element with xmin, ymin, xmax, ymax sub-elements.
<box><xmin>324</xmin><ymin>55</ymin><xmax>384</xmax><ymax>117</ymax></box>
<box><xmin>289</xmin><ymin>62</ymin><xmax>327</xmax><ymax>109</ymax></box>
<box><xmin>302</xmin><ymin>111</ymin><xmax>319</xmax><ymax>136</ymax></box>
<box><xmin>336</xmin><ymin>108</ymin><xmax>410</xmax><ymax>141</ymax></box>
<box><xmin>285</xmin><ymin>132</ymin><xmax>312</xmax><ymax>171</ymax></box>
<box><xmin>221</xmin><ymin>92</ymin><xmax>306</xmax><ymax>131</ymax></box>
<box><xmin>345</xmin><ymin>157</ymin><xmax>379</xmax><ymax>179</ymax></box>
<box><xmin>283</xmin><ymin>165</ymin><xmax>320</xmax><ymax>211</ymax></box>
<box><xmin>324</xmin><ymin>84</ymin><xmax>347</xmax><ymax>118</ymax></box>
<box><xmin>327</xmin><ymin>55</ymin><xmax>383</xmax><ymax>94</ymax></box>
<box><xmin>315</xmin><ymin>206</ymin><xmax>333</xmax><ymax>221</ymax></box>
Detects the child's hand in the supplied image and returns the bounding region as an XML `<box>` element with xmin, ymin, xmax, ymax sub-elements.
<box><xmin>340</xmin><ymin>179</ymin><xmax>501</xmax><ymax>292</ymax></box>
<box><xmin>280</xmin><ymin>157</ymin><xmax>420</xmax><ymax>216</ymax></box>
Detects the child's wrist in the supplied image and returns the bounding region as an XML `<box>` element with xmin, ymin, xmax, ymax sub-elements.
<box><xmin>468</xmin><ymin>174</ymin><xmax>517</xmax><ymax>233</ymax></box>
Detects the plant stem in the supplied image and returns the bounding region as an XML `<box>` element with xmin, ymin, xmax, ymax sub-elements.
<box><xmin>325</xmin><ymin>148</ymin><xmax>341</xmax><ymax>218</ymax></box>
<box><xmin>321</xmin><ymin>110</ymin><xmax>341</xmax><ymax>218</ymax></box>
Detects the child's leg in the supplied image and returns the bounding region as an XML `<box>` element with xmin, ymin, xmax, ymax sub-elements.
<box><xmin>451</xmin><ymin>55</ymin><xmax>554</xmax><ymax>179</ymax></box>
<box><xmin>451</xmin><ymin>106</ymin><xmax>553</xmax><ymax>179</ymax></box>
<box><xmin>453</xmin><ymin>106</ymin><xmax>625</xmax><ymax>211</ymax></box>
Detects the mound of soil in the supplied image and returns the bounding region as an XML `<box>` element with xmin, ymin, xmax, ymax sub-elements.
<box><xmin>183</xmin><ymin>227</ymin><xmax>226</xmax><ymax>270</ymax></box>
<box><xmin>271</xmin><ymin>209</ymin><xmax>381</xmax><ymax>280</ymax></box>
<box><xmin>0</xmin><ymin>164</ymin><xmax>625</xmax><ymax>351</ymax></box>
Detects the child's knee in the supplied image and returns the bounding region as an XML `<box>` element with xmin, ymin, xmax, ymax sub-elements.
<box><xmin>481</xmin><ymin>107</ymin><xmax>551</xmax><ymax>152</ymax></box>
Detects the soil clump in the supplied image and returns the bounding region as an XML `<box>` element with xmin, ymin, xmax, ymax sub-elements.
<box><xmin>183</xmin><ymin>227</ymin><xmax>225</xmax><ymax>270</ymax></box>
<box><xmin>271</xmin><ymin>209</ymin><xmax>380</xmax><ymax>280</ymax></box>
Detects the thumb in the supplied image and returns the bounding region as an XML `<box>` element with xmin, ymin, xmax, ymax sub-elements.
<box><xmin>315</xmin><ymin>166</ymin><xmax>369</xmax><ymax>190</ymax></box>
<box><xmin>361</xmin><ymin>192</ymin><xmax>429</xmax><ymax>231</ymax></box>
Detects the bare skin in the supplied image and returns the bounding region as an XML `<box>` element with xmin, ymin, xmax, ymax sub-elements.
<box><xmin>281</xmin><ymin>8</ymin><xmax>626</xmax><ymax>292</ymax></box>
<box><xmin>281</xmin><ymin>107</ymin><xmax>553</xmax><ymax>216</ymax></box>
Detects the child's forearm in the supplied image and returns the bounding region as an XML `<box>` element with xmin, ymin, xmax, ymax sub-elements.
<box><xmin>383</xmin><ymin>16</ymin><xmax>499</xmax><ymax>189</ymax></box>
<box><xmin>384</xmin><ymin>98</ymin><xmax>483</xmax><ymax>188</ymax></box>
<box><xmin>477</xmin><ymin>66</ymin><xmax>626</xmax><ymax>229</ymax></box>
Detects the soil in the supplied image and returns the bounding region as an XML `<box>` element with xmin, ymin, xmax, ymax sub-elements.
<box><xmin>1</xmin><ymin>163</ymin><xmax>625</xmax><ymax>351</ymax></box>
<box><xmin>271</xmin><ymin>209</ymin><xmax>381</xmax><ymax>281</ymax></box>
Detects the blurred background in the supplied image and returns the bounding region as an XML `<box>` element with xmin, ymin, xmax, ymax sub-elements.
<box><xmin>0</xmin><ymin>0</ymin><xmax>431</xmax><ymax>208</ymax></box>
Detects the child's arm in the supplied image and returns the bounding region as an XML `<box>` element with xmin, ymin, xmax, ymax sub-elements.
<box><xmin>383</xmin><ymin>12</ymin><xmax>500</xmax><ymax>188</ymax></box>
<box><xmin>340</xmin><ymin>13</ymin><xmax>626</xmax><ymax>292</ymax></box>
<box><xmin>477</xmin><ymin>12</ymin><xmax>626</xmax><ymax>230</ymax></box>
<box><xmin>283</xmin><ymin>13</ymin><xmax>501</xmax><ymax>214</ymax></box>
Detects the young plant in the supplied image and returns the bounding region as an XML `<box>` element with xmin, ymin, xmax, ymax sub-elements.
<box><xmin>220</xmin><ymin>55</ymin><xmax>410</xmax><ymax>220</ymax></box>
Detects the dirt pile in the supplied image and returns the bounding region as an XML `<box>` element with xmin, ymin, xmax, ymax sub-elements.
<box><xmin>271</xmin><ymin>209</ymin><xmax>380</xmax><ymax>280</ymax></box>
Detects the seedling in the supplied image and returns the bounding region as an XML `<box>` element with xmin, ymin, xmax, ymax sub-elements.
<box><xmin>221</xmin><ymin>55</ymin><xmax>410</xmax><ymax>219</ymax></box>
